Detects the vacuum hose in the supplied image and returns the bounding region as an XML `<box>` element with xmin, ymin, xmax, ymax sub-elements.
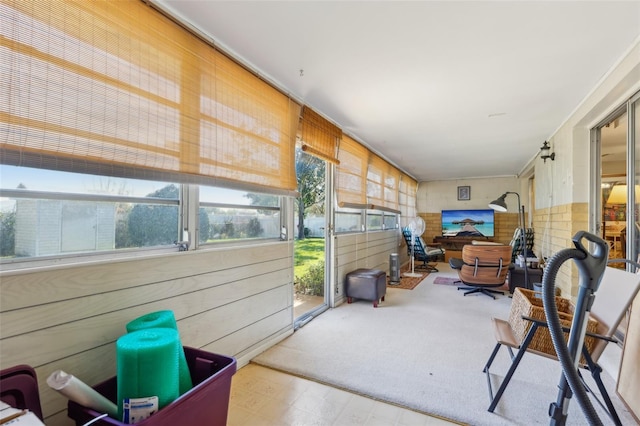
<box><xmin>540</xmin><ymin>231</ymin><xmax>608</xmax><ymax>426</ymax></box>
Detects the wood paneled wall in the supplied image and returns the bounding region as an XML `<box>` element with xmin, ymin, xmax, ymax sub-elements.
<box><xmin>0</xmin><ymin>242</ymin><xmax>294</xmax><ymax>425</ymax></box>
<box><xmin>419</xmin><ymin>212</ymin><xmax>441</xmax><ymax>244</ymax></box>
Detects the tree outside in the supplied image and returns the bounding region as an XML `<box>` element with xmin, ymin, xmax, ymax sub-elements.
<box><xmin>295</xmin><ymin>149</ymin><xmax>325</xmax><ymax>240</ymax></box>
<box><xmin>128</xmin><ymin>184</ymin><xmax>175</xmax><ymax>246</ymax></box>
<box><xmin>126</xmin><ymin>184</ymin><xmax>211</xmax><ymax>247</ymax></box>
<box><xmin>293</xmin><ymin>149</ymin><xmax>326</xmax><ymax>303</ymax></box>
<box><xmin>0</xmin><ymin>210</ymin><xmax>15</xmax><ymax>257</ymax></box>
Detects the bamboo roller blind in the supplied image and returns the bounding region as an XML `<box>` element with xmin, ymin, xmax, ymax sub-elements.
<box><xmin>0</xmin><ymin>0</ymin><xmax>413</xmax><ymax>207</ymax></box>
<box><xmin>0</xmin><ymin>0</ymin><xmax>299</xmax><ymax>194</ymax></box>
<box><xmin>399</xmin><ymin>173</ymin><xmax>417</xmax><ymax>222</ymax></box>
<box><xmin>367</xmin><ymin>153</ymin><xmax>387</xmax><ymax>208</ymax></box>
<box><xmin>336</xmin><ymin>135</ymin><xmax>411</xmax><ymax>212</ymax></box>
<box><xmin>384</xmin><ymin>165</ymin><xmax>400</xmax><ymax>211</ymax></box>
<box><xmin>336</xmin><ymin>135</ymin><xmax>368</xmax><ymax>206</ymax></box>
<box><xmin>299</xmin><ymin>106</ymin><xmax>341</xmax><ymax>164</ymax></box>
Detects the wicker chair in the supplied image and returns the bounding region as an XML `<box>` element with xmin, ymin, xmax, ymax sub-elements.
<box><xmin>449</xmin><ymin>244</ymin><xmax>511</xmax><ymax>299</ymax></box>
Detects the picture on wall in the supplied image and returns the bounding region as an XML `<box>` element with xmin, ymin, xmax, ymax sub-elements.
<box><xmin>604</xmin><ymin>205</ymin><xmax>625</xmax><ymax>221</ymax></box>
<box><xmin>457</xmin><ymin>186</ymin><xmax>470</xmax><ymax>200</ymax></box>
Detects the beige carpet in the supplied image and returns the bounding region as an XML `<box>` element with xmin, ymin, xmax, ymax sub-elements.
<box><xmin>253</xmin><ymin>263</ymin><xmax>632</xmax><ymax>426</ymax></box>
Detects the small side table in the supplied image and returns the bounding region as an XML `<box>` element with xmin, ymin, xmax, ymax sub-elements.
<box><xmin>508</xmin><ymin>266</ymin><xmax>543</xmax><ymax>293</ymax></box>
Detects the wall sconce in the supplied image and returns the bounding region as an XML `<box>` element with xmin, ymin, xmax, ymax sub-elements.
<box><xmin>540</xmin><ymin>141</ymin><xmax>555</xmax><ymax>163</ymax></box>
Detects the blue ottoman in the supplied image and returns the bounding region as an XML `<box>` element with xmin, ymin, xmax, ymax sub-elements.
<box><xmin>345</xmin><ymin>269</ymin><xmax>387</xmax><ymax>307</ymax></box>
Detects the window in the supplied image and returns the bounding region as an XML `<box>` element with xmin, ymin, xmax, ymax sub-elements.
<box><xmin>335</xmin><ymin>208</ymin><xmax>364</xmax><ymax>233</ymax></box>
<box><xmin>383</xmin><ymin>213</ymin><xmax>398</xmax><ymax>230</ymax></box>
<box><xmin>0</xmin><ymin>166</ymin><xmax>180</xmax><ymax>262</ymax></box>
<box><xmin>0</xmin><ymin>166</ymin><xmax>286</xmax><ymax>266</ymax></box>
<box><xmin>366</xmin><ymin>211</ymin><xmax>383</xmax><ymax>231</ymax></box>
<box><xmin>367</xmin><ymin>210</ymin><xmax>398</xmax><ymax>231</ymax></box>
<box><xmin>198</xmin><ymin>187</ymin><xmax>280</xmax><ymax>244</ymax></box>
<box><xmin>334</xmin><ymin>207</ymin><xmax>398</xmax><ymax>234</ymax></box>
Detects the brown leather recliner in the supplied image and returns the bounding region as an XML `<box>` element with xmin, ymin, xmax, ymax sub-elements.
<box><xmin>449</xmin><ymin>244</ymin><xmax>511</xmax><ymax>299</ymax></box>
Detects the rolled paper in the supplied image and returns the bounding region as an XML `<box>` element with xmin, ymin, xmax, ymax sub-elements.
<box><xmin>126</xmin><ymin>310</ymin><xmax>193</xmax><ymax>395</ymax></box>
<box><xmin>116</xmin><ymin>328</ymin><xmax>180</xmax><ymax>422</ymax></box>
<box><xmin>46</xmin><ymin>370</ymin><xmax>118</xmax><ymax>418</ymax></box>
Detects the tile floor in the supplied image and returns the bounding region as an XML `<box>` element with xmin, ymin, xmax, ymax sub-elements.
<box><xmin>228</xmin><ymin>363</ymin><xmax>460</xmax><ymax>426</ymax></box>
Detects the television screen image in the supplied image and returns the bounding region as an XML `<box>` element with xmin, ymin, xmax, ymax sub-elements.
<box><xmin>441</xmin><ymin>209</ymin><xmax>495</xmax><ymax>237</ymax></box>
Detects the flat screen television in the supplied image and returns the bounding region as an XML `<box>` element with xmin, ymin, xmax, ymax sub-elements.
<box><xmin>441</xmin><ymin>209</ymin><xmax>495</xmax><ymax>238</ymax></box>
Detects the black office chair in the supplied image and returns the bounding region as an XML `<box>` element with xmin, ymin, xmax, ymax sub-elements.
<box><xmin>402</xmin><ymin>227</ymin><xmax>445</xmax><ymax>272</ymax></box>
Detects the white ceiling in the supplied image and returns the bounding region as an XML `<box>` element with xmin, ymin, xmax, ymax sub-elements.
<box><xmin>154</xmin><ymin>0</ymin><xmax>640</xmax><ymax>182</ymax></box>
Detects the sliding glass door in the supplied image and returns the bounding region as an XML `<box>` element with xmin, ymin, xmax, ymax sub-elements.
<box><xmin>594</xmin><ymin>91</ymin><xmax>640</xmax><ymax>268</ymax></box>
<box><xmin>632</xmin><ymin>94</ymin><xmax>640</xmax><ymax>264</ymax></box>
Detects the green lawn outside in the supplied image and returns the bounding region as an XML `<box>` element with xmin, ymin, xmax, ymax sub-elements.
<box><xmin>294</xmin><ymin>238</ymin><xmax>325</xmax><ymax>279</ymax></box>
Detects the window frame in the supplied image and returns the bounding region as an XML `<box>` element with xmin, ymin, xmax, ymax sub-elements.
<box><xmin>0</xmin><ymin>170</ymin><xmax>286</xmax><ymax>270</ymax></box>
<box><xmin>334</xmin><ymin>207</ymin><xmax>365</xmax><ymax>234</ymax></box>
<box><xmin>334</xmin><ymin>205</ymin><xmax>399</xmax><ymax>235</ymax></box>
<box><xmin>197</xmin><ymin>199</ymin><xmax>283</xmax><ymax>246</ymax></box>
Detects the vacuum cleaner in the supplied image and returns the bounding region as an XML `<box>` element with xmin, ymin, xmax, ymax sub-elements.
<box><xmin>540</xmin><ymin>230</ymin><xmax>634</xmax><ymax>425</ymax></box>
